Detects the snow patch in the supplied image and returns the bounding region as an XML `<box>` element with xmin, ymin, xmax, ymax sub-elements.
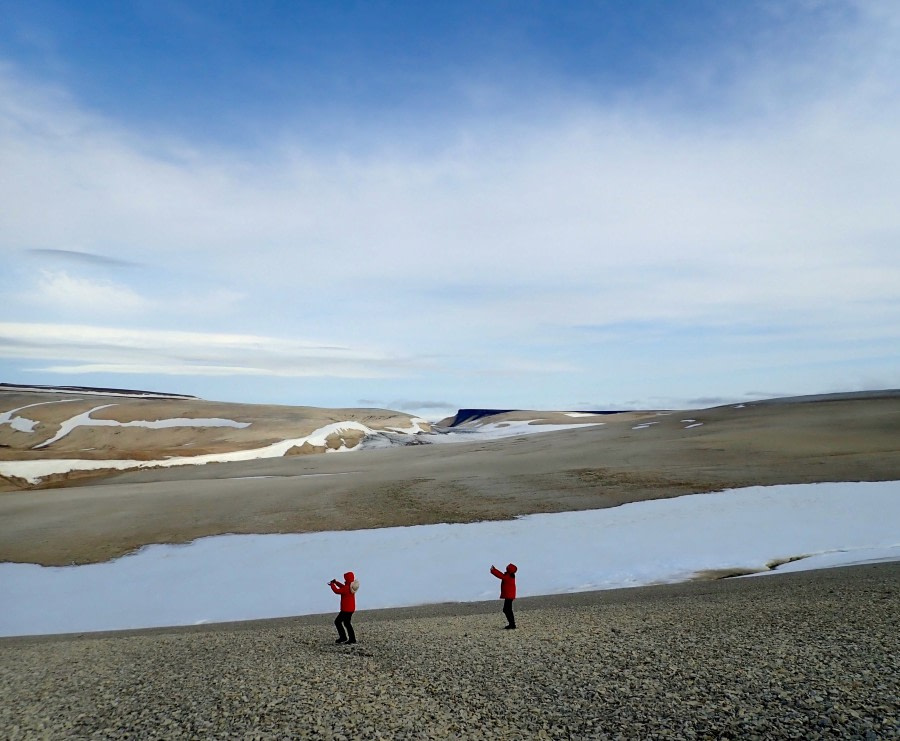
<box><xmin>385</xmin><ymin>417</ymin><xmax>430</xmax><ymax>434</ymax></box>
<box><xmin>1</xmin><ymin>480</ymin><xmax>898</xmax><ymax>637</ymax></box>
<box><xmin>0</xmin><ymin>399</ymin><xmax>80</xmax><ymax>435</ymax></box>
<box><xmin>434</xmin><ymin>420</ymin><xmax>604</xmax><ymax>441</ymax></box>
<box><xmin>33</xmin><ymin>404</ymin><xmax>251</xmax><ymax>449</ymax></box>
<box><xmin>1</xmin><ymin>412</ymin><xmax>608</xmax><ymax>484</ymax></box>
<box><xmin>9</xmin><ymin>416</ymin><xmax>37</xmax><ymax>433</ymax></box>
<box><xmin>0</xmin><ymin>420</ymin><xmax>378</xmax><ymax>483</ymax></box>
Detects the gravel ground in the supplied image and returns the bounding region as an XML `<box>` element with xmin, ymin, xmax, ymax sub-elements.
<box><xmin>2</xmin><ymin>563</ymin><xmax>898</xmax><ymax>740</ymax></box>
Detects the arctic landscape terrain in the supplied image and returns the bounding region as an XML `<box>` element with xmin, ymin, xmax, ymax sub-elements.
<box><xmin>1</xmin><ymin>384</ymin><xmax>898</xmax><ymax>637</ymax></box>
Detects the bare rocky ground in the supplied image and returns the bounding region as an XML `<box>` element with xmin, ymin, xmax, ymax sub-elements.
<box><xmin>2</xmin><ymin>563</ymin><xmax>898</xmax><ymax>739</ymax></box>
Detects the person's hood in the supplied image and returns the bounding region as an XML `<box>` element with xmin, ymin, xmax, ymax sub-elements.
<box><xmin>506</xmin><ymin>563</ymin><xmax>518</xmax><ymax>574</ymax></box>
<box><xmin>344</xmin><ymin>572</ymin><xmax>359</xmax><ymax>592</ymax></box>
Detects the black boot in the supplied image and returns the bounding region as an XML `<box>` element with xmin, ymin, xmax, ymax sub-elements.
<box><xmin>335</xmin><ymin>637</ymin><xmax>346</xmax><ymax>644</ymax></box>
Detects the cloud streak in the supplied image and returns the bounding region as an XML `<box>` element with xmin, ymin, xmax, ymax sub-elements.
<box><xmin>26</xmin><ymin>248</ymin><xmax>138</xmax><ymax>268</ymax></box>
<box><xmin>0</xmin><ymin>323</ymin><xmax>423</xmax><ymax>380</ymax></box>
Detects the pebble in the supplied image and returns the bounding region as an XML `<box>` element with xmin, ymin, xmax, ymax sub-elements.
<box><xmin>1</xmin><ymin>563</ymin><xmax>898</xmax><ymax>739</ymax></box>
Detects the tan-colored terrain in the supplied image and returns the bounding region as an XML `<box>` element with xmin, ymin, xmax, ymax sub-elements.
<box><xmin>1</xmin><ymin>389</ymin><xmax>898</xmax><ymax>565</ymax></box>
<box><xmin>0</xmin><ymin>389</ymin><xmax>426</xmax><ymax>471</ymax></box>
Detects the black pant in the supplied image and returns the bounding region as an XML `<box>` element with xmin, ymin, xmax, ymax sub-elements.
<box><xmin>503</xmin><ymin>598</ymin><xmax>515</xmax><ymax>627</ymax></box>
<box><xmin>335</xmin><ymin>611</ymin><xmax>355</xmax><ymax>642</ymax></box>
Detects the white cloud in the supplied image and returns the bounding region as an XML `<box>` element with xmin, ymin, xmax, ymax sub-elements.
<box><xmin>32</xmin><ymin>270</ymin><xmax>151</xmax><ymax>314</ymax></box>
<box><xmin>0</xmin><ymin>322</ymin><xmax>423</xmax><ymax>379</ymax></box>
<box><xmin>32</xmin><ymin>363</ymin><xmax>383</xmax><ymax>378</ymax></box>
<box><xmin>3</xmin><ymin>67</ymin><xmax>896</xmax><ymax>333</ymax></box>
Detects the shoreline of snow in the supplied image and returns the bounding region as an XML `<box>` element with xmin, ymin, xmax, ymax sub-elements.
<box><xmin>1</xmin><ymin>481</ymin><xmax>898</xmax><ymax>637</ymax></box>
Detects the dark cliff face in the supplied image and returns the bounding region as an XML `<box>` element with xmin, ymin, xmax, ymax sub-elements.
<box><xmin>441</xmin><ymin>408</ymin><xmax>627</xmax><ymax>427</ymax></box>
<box><xmin>444</xmin><ymin>409</ymin><xmax>518</xmax><ymax>427</ymax></box>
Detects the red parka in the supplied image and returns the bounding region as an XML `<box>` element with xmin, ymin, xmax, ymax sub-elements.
<box><xmin>491</xmin><ymin>564</ymin><xmax>517</xmax><ymax>599</ymax></box>
<box><xmin>330</xmin><ymin>571</ymin><xmax>359</xmax><ymax>612</ymax></box>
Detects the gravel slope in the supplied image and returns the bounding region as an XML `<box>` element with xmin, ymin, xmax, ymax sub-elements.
<box><xmin>2</xmin><ymin>563</ymin><xmax>898</xmax><ymax>739</ymax></box>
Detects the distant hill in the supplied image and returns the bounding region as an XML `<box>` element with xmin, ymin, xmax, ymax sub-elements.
<box><xmin>0</xmin><ymin>385</ymin><xmax>430</xmax><ymax>490</ymax></box>
<box><xmin>0</xmin><ymin>383</ymin><xmax>197</xmax><ymax>400</ymax></box>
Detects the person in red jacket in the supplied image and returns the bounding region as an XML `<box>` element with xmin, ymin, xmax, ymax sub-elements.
<box><xmin>328</xmin><ymin>571</ymin><xmax>360</xmax><ymax>644</ymax></box>
<box><xmin>490</xmin><ymin>563</ymin><xmax>517</xmax><ymax>629</ymax></box>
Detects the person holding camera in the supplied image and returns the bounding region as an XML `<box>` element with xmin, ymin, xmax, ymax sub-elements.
<box><xmin>490</xmin><ymin>563</ymin><xmax>518</xmax><ymax>629</ymax></box>
<box><xmin>328</xmin><ymin>571</ymin><xmax>360</xmax><ymax>644</ymax></box>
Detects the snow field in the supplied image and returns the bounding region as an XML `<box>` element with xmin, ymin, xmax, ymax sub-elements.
<box><xmin>1</xmin><ymin>481</ymin><xmax>898</xmax><ymax>637</ymax></box>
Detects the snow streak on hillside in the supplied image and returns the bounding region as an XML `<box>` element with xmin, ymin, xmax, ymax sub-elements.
<box><xmin>0</xmin><ymin>412</ymin><xmax>590</xmax><ymax>483</ymax></box>
<box><xmin>0</xmin><ymin>418</ymin><xmax>430</xmax><ymax>483</ymax></box>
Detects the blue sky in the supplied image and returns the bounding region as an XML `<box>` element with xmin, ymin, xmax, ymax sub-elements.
<box><xmin>1</xmin><ymin>1</ymin><xmax>898</xmax><ymax>417</ymax></box>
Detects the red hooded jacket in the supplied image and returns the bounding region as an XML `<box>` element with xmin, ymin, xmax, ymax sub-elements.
<box><xmin>330</xmin><ymin>571</ymin><xmax>359</xmax><ymax>612</ymax></box>
<box><xmin>491</xmin><ymin>564</ymin><xmax>517</xmax><ymax>599</ymax></box>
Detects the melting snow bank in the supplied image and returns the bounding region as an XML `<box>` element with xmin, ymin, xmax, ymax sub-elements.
<box><xmin>0</xmin><ymin>417</ymin><xmax>581</xmax><ymax>484</ymax></box>
<box><xmin>1</xmin><ymin>481</ymin><xmax>898</xmax><ymax>637</ymax></box>
<box><xmin>0</xmin><ymin>419</ymin><xmax>431</xmax><ymax>484</ymax></box>
<box><xmin>422</xmin><ymin>419</ymin><xmax>605</xmax><ymax>443</ymax></box>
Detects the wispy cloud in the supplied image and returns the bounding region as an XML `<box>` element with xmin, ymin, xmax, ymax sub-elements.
<box><xmin>0</xmin><ymin>323</ymin><xmax>425</xmax><ymax>379</ymax></box>
<box><xmin>26</xmin><ymin>248</ymin><xmax>138</xmax><ymax>268</ymax></box>
<box><xmin>3</xmin><ymin>59</ymin><xmax>896</xmax><ymax>330</ymax></box>
<box><xmin>389</xmin><ymin>399</ymin><xmax>456</xmax><ymax>412</ymax></box>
